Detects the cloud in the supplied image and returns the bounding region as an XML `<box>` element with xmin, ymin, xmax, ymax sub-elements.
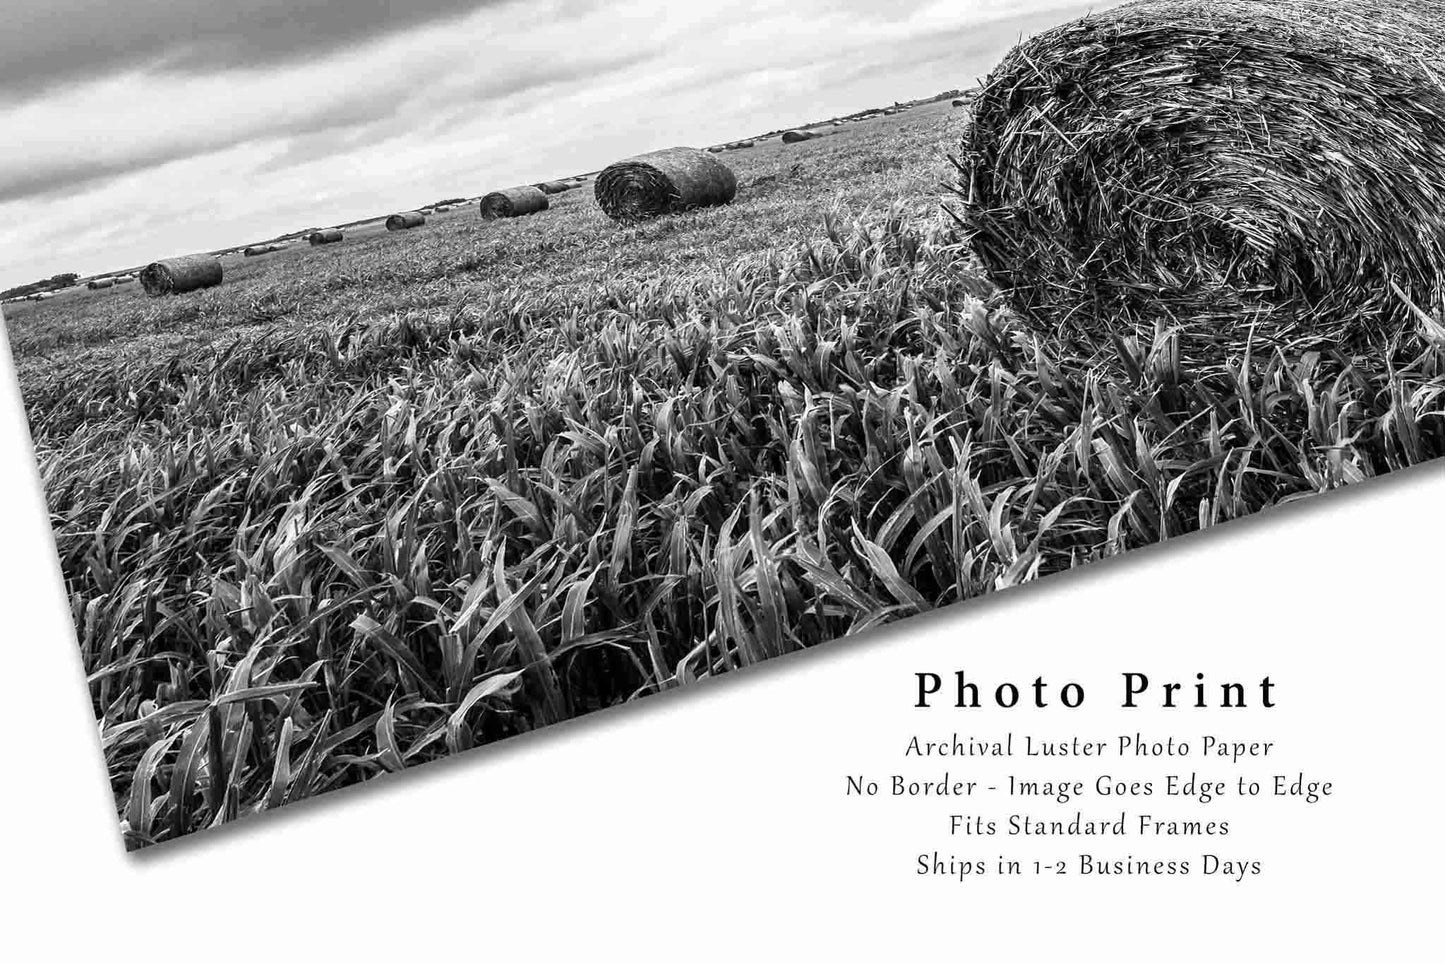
<box><xmin>0</xmin><ymin>85</ymin><xmax>389</xmax><ymax>205</ymax></box>
<box><xmin>0</xmin><ymin>0</ymin><xmax>1106</xmax><ymax>289</ymax></box>
<box><xmin>0</xmin><ymin>37</ymin><xmax>653</xmax><ymax>205</ymax></box>
<box><xmin>0</xmin><ymin>0</ymin><xmax>515</xmax><ymax>100</ymax></box>
<box><xmin>253</xmin><ymin>48</ymin><xmax>654</xmax><ymax>178</ymax></box>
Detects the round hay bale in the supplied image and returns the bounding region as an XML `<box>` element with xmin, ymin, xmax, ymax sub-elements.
<box><xmin>707</xmin><ymin>146</ymin><xmax>725</xmax><ymax>154</ymax></box>
<box><xmin>731</xmin><ymin>140</ymin><xmax>755</xmax><ymax>150</ymax></box>
<box><xmin>781</xmin><ymin>130</ymin><xmax>821</xmax><ymax>144</ymax></box>
<box><xmin>962</xmin><ymin>0</ymin><xmax>1445</xmax><ymax>349</ymax></box>
<box><xmin>309</xmin><ymin>229</ymin><xmax>344</xmax><ymax>245</ymax></box>
<box><xmin>952</xmin><ymin>99</ymin><xmax>967</xmax><ymax>107</ymax></box>
<box><xmin>86</xmin><ymin>278</ymin><xmax>114</xmax><ymax>290</ymax></box>
<box><xmin>479</xmin><ymin>186</ymin><xmax>550</xmax><ymax>220</ymax></box>
<box><xmin>242</xmin><ymin>245</ymin><xmax>274</xmax><ymax>257</ymax></box>
<box><xmin>139</xmin><ymin>255</ymin><xmax>223</xmax><ymax>297</ymax></box>
<box><xmin>594</xmin><ymin>147</ymin><xmax>738</xmax><ymax>223</ymax></box>
<box><xmin>533</xmin><ymin>180</ymin><xmax>576</xmax><ymax>196</ymax></box>
<box><xmin>386</xmin><ymin>212</ymin><xmax>426</xmax><ymax>231</ymax></box>
<box><xmin>114</xmin><ymin>275</ymin><xmax>135</xmax><ymax>285</ymax></box>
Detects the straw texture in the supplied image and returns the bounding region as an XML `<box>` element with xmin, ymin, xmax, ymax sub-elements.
<box><xmin>139</xmin><ymin>255</ymin><xmax>223</xmax><ymax>297</ymax></box>
<box><xmin>962</xmin><ymin>0</ymin><xmax>1445</xmax><ymax>349</ymax></box>
<box><xmin>595</xmin><ymin>147</ymin><xmax>737</xmax><ymax>223</ymax></box>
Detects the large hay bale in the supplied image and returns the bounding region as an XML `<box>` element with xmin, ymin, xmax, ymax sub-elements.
<box><xmin>114</xmin><ymin>275</ymin><xmax>135</xmax><ymax>285</ymax></box>
<box><xmin>86</xmin><ymin>279</ymin><xmax>114</xmax><ymax>290</ymax></box>
<box><xmin>594</xmin><ymin>147</ymin><xmax>737</xmax><ymax>223</ymax></box>
<box><xmin>962</xmin><ymin>0</ymin><xmax>1445</xmax><ymax>349</ymax></box>
<box><xmin>782</xmin><ymin>130</ymin><xmax>822</xmax><ymax>144</ymax></box>
<box><xmin>479</xmin><ymin>186</ymin><xmax>550</xmax><ymax>220</ymax></box>
<box><xmin>533</xmin><ymin>180</ymin><xmax>576</xmax><ymax>195</ymax></box>
<box><xmin>386</xmin><ymin>212</ymin><xmax>426</xmax><ymax>231</ymax></box>
<box><xmin>242</xmin><ymin>245</ymin><xmax>276</xmax><ymax>257</ymax></box>
<box><xmin>309</xmin><ymin>229</ymin><xmax>344</xmax><ymax>245</ymax></box>
<box><xmin>139</xmin><ymin>255</ymin><xmax>223</xmax><ymax>297</ymax></box>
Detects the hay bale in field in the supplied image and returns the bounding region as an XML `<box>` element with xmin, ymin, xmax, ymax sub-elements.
<box><xmin>242</xmin><ymin>245</ymin><xmax>277</xmax><ymax>257</ymax></box>
<box><xmin>479</xmin><ymin>185</ymin><xmax>550</xmax><ymax>220</ymax></box>
<box><xmin>86</xmin><ymin>278</ymin><xmax>114</xmax><ymax>290</ymax></box>
<box><xmin>730</xmin><ymin>140</ymin><xmax>755</xmax><ymax>150</ymax></box>
<box><xmin>309</xmin><ymin>229</ymin><xmax>344</xmax><ymax>245</ymax></box>
<box><xmin>962</xmin><ymin>0</ymin><xmax>1445</xmax><ymax>349</ymax></box>
<box><xmin>782</xmin><ymin>129</ymin><xmax>823</xmax><ymax>144</ymax></box>
<box><xmin>114</xmin><ymin>275</ymin><xmax>135</xmax><ymax>285</ymax></box>
<box><xmin>534</xmin><ymin>180</ymin><xmax>576</xmax><ymax>195</ymax></box>
<box><xmin>952</xmin><ymin>99</ymin><xmax>967</xmax><ymax>107</ymax></box>
<box><xmin>594</xmin><ymin>147</ymin><xmax>737</xmax><ymax>223</ymax></box>
<box><xmin>386</xmin><ymin>212</ymin><xmax>426</xmax><ymax>231</ymax></box>
<box><xmin>139</xmin><ymin>255</ymin><xmax>223</xmax><ymax>297</ymax></box>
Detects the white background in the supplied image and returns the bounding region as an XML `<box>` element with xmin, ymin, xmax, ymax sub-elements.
<box><xmin>0</xmin><ymin>322</ymin><xmax>1440</xmax><ymax>960</ymax></box>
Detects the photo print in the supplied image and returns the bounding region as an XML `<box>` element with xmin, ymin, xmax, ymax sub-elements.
<box><xmin>2</xmin><ymin>0</ymin><xmax>1441</xmax><ymax>850</ymax></box>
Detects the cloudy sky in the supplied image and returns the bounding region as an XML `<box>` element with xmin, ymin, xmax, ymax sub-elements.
<box><xmin>0</xmin><ymin>0</ymin><xmax>1097</xmax><ymax>288</ymax></box>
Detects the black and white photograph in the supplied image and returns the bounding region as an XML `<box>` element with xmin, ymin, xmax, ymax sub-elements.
<box><xmin>2</xmin><ymin>0</ymin><xmax>1442</xmax><ymax>874</ymax></box>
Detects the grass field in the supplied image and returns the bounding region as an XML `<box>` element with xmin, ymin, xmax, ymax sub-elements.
<box><xmin>5</xmin><ymin>97</ymin><xmax>1443</xmax><ymax>849</ymax></box>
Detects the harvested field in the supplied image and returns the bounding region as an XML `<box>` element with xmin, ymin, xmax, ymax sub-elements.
<box><xmin>6</xmin><ymin>70</ymin><xmax>1442</xmax><ymax>856</ymax></box>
